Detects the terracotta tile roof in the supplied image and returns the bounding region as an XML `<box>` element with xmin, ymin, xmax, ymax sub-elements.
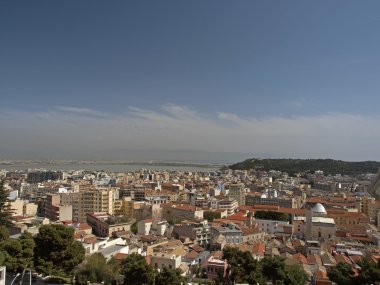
<box><xmin>351</xmin><ymin>255</ymin><xmax>363</xmax><ymax>263</ymax></box>
<box><xmin>114</xmin><ymin>253</ymin><xmax>128</xmax><ymax>260</ymax></box>
<box><xmin>241</xmin><ymin>226</ymin><xmax>262</xmax><ymax>235</ymax></box>
<box><xmin>228</xmin><ymin>212</ymin><xmax>249</xmax><ymax>221</ymax></box>
<box><xmin>184</xmin><ymin>250</ymin><xmax>200</xmax><ymax>260</ymax></box>
<box><xmin>334</xmin><ymin>253</ymin><xmax>352</xmax><ymax>265</ymax></box>
<box><xmin>189</xmin><ymin>244</ymin><xmax>205</xmax><ymax>253</ymax></box>
<box><xmin>293</xmin><ymin>253</ymin><xmax>308</xmax><ymax>264</ymax></box>
<box><xmin>293</xmin><ymin>239</ymin><xmax>305</xmax><ymax>247</ymax></box>
<box><xmin>252</xmin><ymin>242</ymin><xmax>265</xmax><ymax>256</ymax></box>
<box><xmin>213</xmin><ymin>219</ymin><xmax>246</xmax><ymax>226</ymax></box>
<box><xmin>314</xmin><ymin>270</ymin><xmax>328</xmax><ymax>279</ymax></box>
<box><xmin>161</xmin><ymin>203</ymin><xmax>198</xmax><ymax>211</ymax></box>
<box><xmin>307</xmin><ymin>254</ymin><xmax>322</xmax><ymax>265</ymax></box>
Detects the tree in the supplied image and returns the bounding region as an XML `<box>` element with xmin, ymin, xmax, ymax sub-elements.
<box><xmin>260</xmin><ymin>256</ymin><xmax>286</xmax><ymax>285</ymax></box>
<box><xmin>130</xmin><ymin>221</ymin><xmax>138</xmax><ymax>234</ymax></box>
<box><xmin>122</xmin><ymin>253</ymin><xmax>154</xmax><ymax>285</ymax></box>
<box><xmin>222</xmin><ymin>247</ymin><xmax>264</xmax><ymax>285</ymax></box>
<box><xmin>203</xmin><ymin>211</ymin><xmax>220</xmax><ymax>222</ymax></box>
<box><xmin>34</xmin><ymin>224</ymin><xmax>85</xmax><ymax>276</ymax></box>
<box><xmin>0</xmin><ymin>226</ymin><xmax>9</xmax><ymax>267</ymax></box>
<box><xmin>0</xmin><ymin>250</ymin><xmax>5</xmax><ymax>267</ymax></box>
<box><xmin>155</xmin><ymin>267</ymin><xmax>184</xmax><ymax>285</ymax></box>
<box><xmin>75</xmin><ymin>253</ymin><xmax>121</xmax><ymax>285</ymax></box>
<box><xmin>254</xmin><ymin>211</ymin><xmax>289</xmax><ymax>222</ymax></box>
<box><xmin>354</xmin><ymin>258</ymin><xmax>380</xmax><ymax>285</ymax></box>
<box><xmin>0</xmin><ymin>179</ymin><xmax>13</xmax><ymax>226</ymax></box>
<box><xmin>327</xmin><ymin>262</ymin><xmax>354</xmax><ymax>285</ymax></box>
<box><xmin>2</xmin><ymin>231</ymin><xmax>35</xmax><ymax>281</ymax></box>
<box><xmin>0</xmin><ymin>226</ymin><xmax>9</xmax><ymax>242</ymax></box>
<box><xmin>283</xmin><ymin>264</ymin><xmax>308</xmax><ymax>285</ymax></box>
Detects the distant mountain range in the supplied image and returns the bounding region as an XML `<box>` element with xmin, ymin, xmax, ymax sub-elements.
<box><xmin>229</xmin><ymin>158</ymin><xmax>380</xmax><ymax>176</ymax></box>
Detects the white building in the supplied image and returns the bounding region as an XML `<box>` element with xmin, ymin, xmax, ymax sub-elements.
<box><xmin>0</xmin><ymin>266</ymin><xmax>5</xmax><ymax>285</ymax></box>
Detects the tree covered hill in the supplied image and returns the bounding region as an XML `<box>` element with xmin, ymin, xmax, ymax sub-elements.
<box><xmin>229</xmin><ymin>158</ymin><xmax>380</xmax><ymax>176</ymax></box>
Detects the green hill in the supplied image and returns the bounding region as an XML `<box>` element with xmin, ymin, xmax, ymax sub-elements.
<box><xmin>229</xmin><ymin>158</ymin><xmax>380</xmax><ymax>176</ymax></box>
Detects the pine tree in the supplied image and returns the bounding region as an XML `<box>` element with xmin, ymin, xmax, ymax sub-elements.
<box><xmin>0</xmin><ymin>179</ymin><xmax>13</xmax><ymax>226</ymax></box>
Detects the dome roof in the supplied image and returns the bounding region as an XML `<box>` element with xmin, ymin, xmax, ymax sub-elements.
<box><xmin>312</xmin><ymin>203</ymin><xmax>327</xmax><ymax>214</ymax></box>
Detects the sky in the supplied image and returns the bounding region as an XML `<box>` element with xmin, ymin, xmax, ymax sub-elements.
<box><xmin>1</xmin><ymin>1</ymin><xmax>380</xmax><ymax>162</ymax></box>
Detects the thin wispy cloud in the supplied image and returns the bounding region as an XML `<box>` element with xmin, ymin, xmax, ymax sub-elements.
<box><xmin>55</xmin><ymin>106</ymin><xmax>109</xmax><ymax>118</ymax></box>
<box><xmin>0</xmin><ymin>104</ymin><xmax>379</xmax><ymax>161</ymax></box>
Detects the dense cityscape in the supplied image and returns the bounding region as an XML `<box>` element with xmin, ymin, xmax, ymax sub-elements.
<box><xmin>1</xmin><ymin>160</ymin><xmax>380</xmax><ymax>284</ymax></box>
<box><xmin>2</xmin><ymin>1</ymin><xmax>380</xmax><ymax>284</ymax></box>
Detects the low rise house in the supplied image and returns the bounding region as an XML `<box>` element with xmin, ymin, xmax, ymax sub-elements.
<box><xmin>137</xmin><ymin>219</ymin><xmax>168</xmax><ymax>236</ymax></box>
<box><xmin>201</xmin><ymin>252</ymin><xmax>228</xmax><ymax>280</ymax></box>
<box><xmin>150</xmin><ymin>252</ymin><xmax>182</xmax><ymax>271</ymax></box>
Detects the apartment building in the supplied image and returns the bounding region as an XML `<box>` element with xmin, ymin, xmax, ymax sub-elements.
<box><xmin>44</xmin><ymin>193</ymin><xmax>72</xmax><ymax>222</ymax></box>
<box><xmin>59</xmin><ymin>187</ymin><xmax>118</xmax><ymax>222</ymax></box>
<box><xmin>172</xmin><ymin>220</ymin><xmax>211</xmax><ymax>246</ymax></box>
<box><xmin>211</xmin><ymin>198</ymin><xmax>238</xmax><ymax>216</ymax></box>
<box><xmin>210</xmin><ymin>223</ymin><xmax>242</xmax><ymax>244</ymax></box>
<box><xmin>228</xmin><ymin>183</ymin><xmax>245</xmax><ymax>206</ymax></box>
<box><xmin>9</xmin><ymin>199</ymin><xmax>38</xmax><ymax>216</ymax></box>
<box><xmin>161</xmin><ymin>203</ymin><xmax>203</xmax><ymax>223</ymax></box>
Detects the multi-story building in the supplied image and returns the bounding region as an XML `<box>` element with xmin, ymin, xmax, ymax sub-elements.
<box><xmin>172</xmin><ymin>220</ymin><xmax>211</xmax><ymax>246</ymax></box>
<box><xmin>161</xmin><ymin>203</ymin><xmax>203</xmax><ymax>223</ymax></box>
<box><xmin>245</xmin><ymin>193</ymin><xmax>299</xmax><ymax>208</ymax></box>
<box><xmin>59</xmin><ymin>187</ymin><xmax>118</xmax><ymax>222</ymax></box>
<box><xmin>26</xmin><ymin>170</ymin><xmax>62</xmax><ymax>183</ymax></box>
<box><xmin>213</xmin><ymin>198</ymin><xmax>238</xmax><ymax>216</ymax></box>
<box><xmin>228</xmin><ymin>183</ymin><xmax>245</xmax><ymax>206</ymax></box>
<box><xmin>120</xmin><ymin>188</ymin><xmax>145</xmax><ymax>201</ymax></box>
<box><xmin>210</xmin><ymin>223</ymin><xmax>242</xmax><ymax>244</ymax></box>
<box><xmin>367</xmin><ymin>199</ymin><xmax>380</xmax><ymax>225</ymax></box>
<box><xmin>86</xmin><ymin>212</ymin><xmax>132</xmax><ymax>237</ymax></box>
<box><xmin>44</xmin><ymin>193</ymin><xmax>72</xmax><ymax>222</ymax></box>
<box><xmin>9</xmin><ymin>199</ymin><xmax>38</xmax><ymax>216</ymax></box>
<box><xmin>254</xmin><ymin>219</ymin><xmax>290</xmax><ymax>235</ymax></box>
<box><xmin>78</xmin><ymin>188</ymin><xmax>117</xmax><ymax>222</ymax></box>
<box><xmin>113</xmin><ymin>196</ymin><xmax>134</xmax><ymax>218</ymax></box>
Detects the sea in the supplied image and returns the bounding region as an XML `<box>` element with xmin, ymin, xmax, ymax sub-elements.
<box><xmin>1</xmin><ymin>162</ymin><xmax>221</xmax><ymax>172</ymax></box>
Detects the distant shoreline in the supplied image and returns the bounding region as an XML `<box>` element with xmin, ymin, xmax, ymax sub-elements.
<box><xmin>0</xmin><ymin>159</ymin><xmax>223</xmax><ymax>167</ymax></box>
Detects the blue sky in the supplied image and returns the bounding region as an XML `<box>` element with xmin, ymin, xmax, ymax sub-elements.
<box><xmin>1</xmin><ymin>1</ymin><xmax>380</xmax><ymax>161</ymax></box>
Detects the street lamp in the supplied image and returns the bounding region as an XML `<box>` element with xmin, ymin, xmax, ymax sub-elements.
<box><xmin>10</xmin><ymin>273</ymin><xmax>20</xmax><ymax>285</ymax></box>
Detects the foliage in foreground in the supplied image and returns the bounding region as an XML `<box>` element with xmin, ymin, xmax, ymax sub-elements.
<box><xmin>0</xmin><ymin>180</ymin><xmax>13</xmax><ymax>226</ymax></box>
<box><xmin>221</xmin><ymin>247</ymin><xmax>308</xmax><ymax>285</ymax></box>
<box><xmin>75</xmin><ymin>253</ymin><xmax>121</xmax><ymax>285</ymax></box>
<box><xmin>34</xmin><ymin>224</ymin><xmax>85</xmax><ymax>276</ymax></box>
<box><xmin>328</xmin><ymin>258</ymin><xmax>380</xmax><ymax>285</ymax></box>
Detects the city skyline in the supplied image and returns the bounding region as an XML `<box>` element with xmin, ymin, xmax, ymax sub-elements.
<box><xmin>1</xmin><ymin>1</ymin><xmax>380</xmax><ymax>161</ymax></box>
